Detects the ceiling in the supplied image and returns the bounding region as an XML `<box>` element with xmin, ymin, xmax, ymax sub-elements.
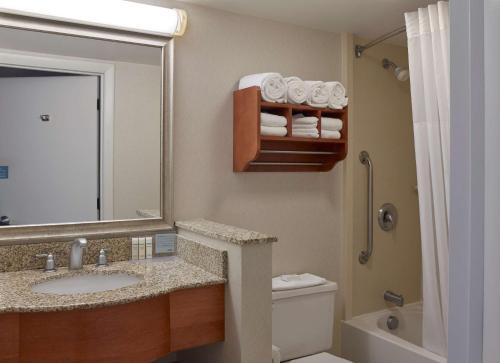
<box><xmin>179</xmin><ymin>0</ymin><xmax>437</xmax><ymax>44</ymax></box>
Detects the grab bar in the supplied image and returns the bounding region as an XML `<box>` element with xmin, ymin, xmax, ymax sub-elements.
<box><xmin>359</xmin><ymin>151</ymin><xmax>373</xmax><ymax>264</ymax></box>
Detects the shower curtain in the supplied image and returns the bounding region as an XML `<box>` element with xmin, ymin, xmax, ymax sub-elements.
<box><xmin>405</xmin><ymin>1</ymin><xmax>449</xmax><ymax>358</ymax></box>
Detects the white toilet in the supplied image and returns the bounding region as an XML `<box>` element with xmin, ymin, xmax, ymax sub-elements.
<box><xmin>272</xmin><ymin>275</ymin><xmax>352</xmax><ymax>363</ymax></box>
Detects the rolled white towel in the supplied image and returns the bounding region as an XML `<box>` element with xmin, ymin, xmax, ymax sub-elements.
<box><xmin>330</xmin><ymin>97</ymin><xmax>348</xmax><ymax>109</ymax></box>
<box><xmin>326</xmin><ymin>81</ymin><xmax>346</xmax><ymax>99</ymax></box>
<box><xmin>239</xmin><ymin>73</ymin><xmax>287</xmax><ymax>103</ymax></box>
<box><xmin>261</xmin><ymin>125</ymin><xmax>287</xmax><ymax>137</ymax></box>
<box><xmin>305</xmin><ymin>81</ymin><xmax>330</xmax><ymax>108</ymax></box>
<box><xmin>321</xmin><ymin>130</ymin><xmax>342</xmax><ymax>139</ymax></box>
<box><xmin>261</xmin><ymin>112</ymin><xmax>287</xmax><ymax>127</ymax></box>
<box><xmin>293</xmin><ymin>124</ymin><xmax>318</xmax><ymax>130</ymax></box>
<box><xmin>325</xmin><ymin>81</ymin><xmax>348</xmax><ymax>109</ymax></box>
<box><xmin>292</xmin><ymin>114</ymin><xmax>319</xmax><ymax>125</ymax></box>
<box><xmin>284</xmin><ymin>76</ymin><xmax>307</xmax><ymax>104</ymax></box>
<box><xmin>293</xmin><ymin>129</ymin><xmax>319</xmax><ymax>138</ymax></box>
<box><xmin>321</xmin><ymin>117</ymin><xmax>343</xmax><ymax>131</ymax></box>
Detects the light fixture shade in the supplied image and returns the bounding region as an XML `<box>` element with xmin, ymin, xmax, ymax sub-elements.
<box><xmin>0</xmin><ymin>0</ymin><xmax>187</xmax><ymax>37</ymax></box>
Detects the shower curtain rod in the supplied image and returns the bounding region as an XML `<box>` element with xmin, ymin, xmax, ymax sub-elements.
<box><xmin>354</xmin><ymin>26</ymin><xmax>406</xmax><ymax>58</ymax></box>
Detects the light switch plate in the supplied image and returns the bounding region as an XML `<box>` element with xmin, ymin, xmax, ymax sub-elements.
<box><xmin>0</xmin><ymin>166</ymin><xmax>8</xmax><ymax>179</ymax></box>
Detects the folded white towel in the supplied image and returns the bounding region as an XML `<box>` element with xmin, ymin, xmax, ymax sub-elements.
<box><xmin>292</xmin><ymin>114</ymin><xmax>319</xmax><ymax>125</ymax></box>
<box><xmin>239</xmin><ymin>73</ymin><xmax>287</xmax><ymax>103</ymax></box>
<box><xmin>261</xmin><ymin>125</ymin><xmax>287</xmax><ymax>137</ymax></box>
<box><xmin>292</xmin><ymin>130</ymin><xmax>320</xmax><ymax>138</ymax></box>
<box><xmin>261</xmin><ymin>112</ymin><xmax>287</xmax><ymax>127</ymax></box>
<box><xmin>292</xmin><ymin>124</ymin><xmax>318</xmax><ymax>130</ymax></box>
<box><xmin>321</xmin><ymin>117</ymin><xmax>343</xmax><ymax>131</ymax></box>
<box><xmin>284</xmin><ymin>76</ymin><xmax>307</xmax><ymax>104</ymax></box>
<box><xmin>325</xmin><ymin>81</ymin><xmax>348</xmax><ymax>109</ymax></box>
<box><xmin>305</xmin><ymin>81</ymin><xmax>330</xmax><ymax>108</ymax></box>
<box><xmin>321</xmin><ymin>130</ymin><xmax>342</xmax><ymax>139</ymax></box>
<box><xmin>272</xmin><ymin>273</ymin><xmax>327</xmax><ymax>291</ymax></box>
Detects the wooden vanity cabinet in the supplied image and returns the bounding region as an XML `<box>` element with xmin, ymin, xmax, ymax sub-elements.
<box><xmin>0</xmin><ymin>284</ymin><xmax>224</xmax><ymax>363</ymax></box>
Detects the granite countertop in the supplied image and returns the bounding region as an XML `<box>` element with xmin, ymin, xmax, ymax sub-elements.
<box><xmin>0</xmin><ymin>257</ymin><xmax>225</xmax><ymax>313</ymax></box>
<box><xmin>176</xmin><ymin>218</ymin><xmax>278</xmax><ymax>245</ymax></box>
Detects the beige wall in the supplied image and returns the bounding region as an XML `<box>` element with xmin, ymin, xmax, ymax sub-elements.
<box><xmin>350</xmin><ymin>37</ymin><xmax>421</xmax><ymax>316</ymax></box>
<box><xmin>135</xmin><ymin>0</ymin><xmax>346</xmax><ymax>352</ymax></box>
<box><xmin>113</xmin><ymin>61</ymin><xmax>162</xmax><ymax>219</ymax></box>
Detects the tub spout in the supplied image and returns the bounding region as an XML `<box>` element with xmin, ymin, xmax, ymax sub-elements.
<box><xmin>384</xmin><ymin>290</ymin><xmax>404</xmax><ymax>307</ymax></box>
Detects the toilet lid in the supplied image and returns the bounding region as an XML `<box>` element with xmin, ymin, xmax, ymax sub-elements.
<box><xmin>289</xmin><ymin>352</ymin><xmax>352</xmax><ymax>363</ymax></box>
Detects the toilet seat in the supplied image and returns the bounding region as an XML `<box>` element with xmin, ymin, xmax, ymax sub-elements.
<box><xmin>289</xmin><ymin>352</ymin><xmax>352</xmax><ymax>363</ymax></box>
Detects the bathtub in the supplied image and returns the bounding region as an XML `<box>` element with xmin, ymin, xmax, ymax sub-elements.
<box><xmin>341</xmin><ymin>303</ymin><xmax>446</xmax><ymax>363</ymax></box>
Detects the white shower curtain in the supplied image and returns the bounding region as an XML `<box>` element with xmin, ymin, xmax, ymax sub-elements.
<box><xmin>405</xmin><ymin>1</ymin><xmax>449</xmax><ymax>358</ymax></box>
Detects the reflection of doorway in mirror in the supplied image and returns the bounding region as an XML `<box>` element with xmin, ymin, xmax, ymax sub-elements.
<box><xmin>0</xmin><ymin>72</ymin><xmax>100</xmax><ymax>225</ymax></box>
<box><xmin>0</xmin><ymin>48</ymin><xmax>116</xmax><ymax>226</ymax></box>
<box><xmin>0</xmin><ymin>32</ymin><xmax>163</xmax><ymax>225</ymax></box>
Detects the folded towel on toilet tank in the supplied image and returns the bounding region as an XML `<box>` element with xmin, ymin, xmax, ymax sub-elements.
<box><xmin>272</xmin><ymin>273</ymin><xmax>327</xmax><ymax>291</ymax></box>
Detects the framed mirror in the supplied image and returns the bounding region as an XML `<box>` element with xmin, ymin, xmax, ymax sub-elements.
<box><xmin>0</xmin><ymin>11</ymin><xmax>174</xmax><ymax>243</ymax></box>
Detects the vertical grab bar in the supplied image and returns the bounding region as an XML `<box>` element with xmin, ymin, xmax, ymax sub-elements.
<box><xmin>359</xmin><ymin>151</ymin><xmax>373</xmax><ymax>264</ymax></box>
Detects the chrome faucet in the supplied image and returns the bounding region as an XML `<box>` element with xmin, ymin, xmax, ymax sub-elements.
<box><xmin>384</xmin><ymin>290</ymin><xmax>404</xmax><ymax>307</ymax></box>
<box><xmin>69</xmin><ymin>238</ymin><xmax>87</xmax><ymax>270</ymax></box>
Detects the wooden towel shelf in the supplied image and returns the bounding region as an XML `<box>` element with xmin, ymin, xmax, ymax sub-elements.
<box><xmin>234</xmin><ymin>86</ymin><xmax>348</xmax><ymax>172</ymax></box>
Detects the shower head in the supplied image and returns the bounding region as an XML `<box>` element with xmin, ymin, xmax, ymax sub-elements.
<box><xmin>394</xmin><ymin>67</ymin><xmax>409</xmax><ymax>82</ymax></box>
<box><xmin>382</xmin><ymin>58</ymin><xmax>409</xmax><ymax>82</ymax></box>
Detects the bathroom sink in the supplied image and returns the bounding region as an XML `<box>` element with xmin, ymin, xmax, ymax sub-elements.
<box><xmin>31</xmin><ymin>272</ymin><xmax>143</xmax><ymax>295</ymax></box>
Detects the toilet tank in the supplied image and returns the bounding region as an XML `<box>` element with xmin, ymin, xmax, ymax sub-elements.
<box><xmin>272</xmin><ymin>280</ymin><xmax>338</xmax><ymax>361</ymax></box>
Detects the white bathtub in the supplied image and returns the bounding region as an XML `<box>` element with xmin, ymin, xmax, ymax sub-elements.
<box><xmin>341</xmin><ymin>303</ymin><xmax>446</xmax><ymax>363</ymax></box>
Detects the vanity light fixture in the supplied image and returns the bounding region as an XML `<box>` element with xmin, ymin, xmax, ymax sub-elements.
<box><xmin>0</xmin><ymin>0</ymin><xmax>187</xmax><ymax>37</ymax></box>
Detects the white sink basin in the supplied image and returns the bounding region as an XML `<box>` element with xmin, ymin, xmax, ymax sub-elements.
<box><xmin>32</xmin><ymin>273</ymin><xmax>143</xmax><ymax>295</ymax></box>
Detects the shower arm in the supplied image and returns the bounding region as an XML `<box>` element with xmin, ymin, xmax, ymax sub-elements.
<box><xmin>382</xmin><ymin>58</ymin><xmax>397</xmax><ymax>70</ymax></box>
<box><xmin>355</xmin><ymin>26</ymin><xmax>406</xmax><ymax>58</ymax></box>
<box><xmin>359</xmin><ymin>151</ymin><xmax>373</xmax><ymax>265</ymax></box>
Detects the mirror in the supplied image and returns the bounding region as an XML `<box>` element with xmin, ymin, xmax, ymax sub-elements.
<box><xmin>0</xmin><ymin>27</ymin><xmax>164</xmax><ymax>227</ymax></box>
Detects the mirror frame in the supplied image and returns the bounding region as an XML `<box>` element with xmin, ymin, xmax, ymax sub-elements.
<box><xmin>0</xmin><ymin>12</ymin><xmax>174</xmax><ymax>245</ymax></box>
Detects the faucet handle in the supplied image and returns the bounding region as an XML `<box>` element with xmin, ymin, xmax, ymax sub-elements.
<box><xmin>96</xmin><ymin>248</ymin><xmax>109</xmax><ymax>267</ymax></box>
<box><xmin>36</xmin><ymin>253</ymin><xmax>57</xmax><ymax>272</ymax></box>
